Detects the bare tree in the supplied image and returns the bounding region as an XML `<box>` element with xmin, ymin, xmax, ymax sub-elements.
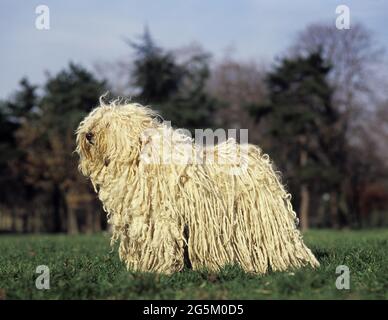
<box><xmin>289</xmin><ymin>22</ymin><xmax>385</xmax><ymax>113</ymax></box>
<box><xmin>207</xmin><ymin>57</ymin><xmax>268</xmax><ymax>144</ymax></box>
<box><xmin>289</xmin><ymin>22</ymin><xmax>387</xmax><ymax>227</ymax></box>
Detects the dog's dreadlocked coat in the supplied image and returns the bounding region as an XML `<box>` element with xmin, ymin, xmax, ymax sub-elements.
<box><xmin>76</xmin><ymin>99</ymin><xmax>319</xmax><ymax>274</ymax></box>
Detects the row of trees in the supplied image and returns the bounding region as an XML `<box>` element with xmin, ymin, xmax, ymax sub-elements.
<box><xmin>0</xmin><ymin>23</ymin><xmax>387</xmax><ymax>233</ymax></box>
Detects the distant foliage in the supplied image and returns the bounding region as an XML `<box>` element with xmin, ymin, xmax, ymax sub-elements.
<box><xmin>129</xmin><ymin>28</ymin><xmax>218</xmax><ymax>132</ymax></box>
<box><xmin>0</xmin><ymin>64</ymin><xmax>107</xmax><ymax>233</ymax></box>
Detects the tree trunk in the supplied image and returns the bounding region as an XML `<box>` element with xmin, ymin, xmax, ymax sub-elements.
<box><xmin>11</xmin><ymin>208</ymin><xmax>17</xmax><ymax>232</ymax></box>
<box><xmin>300</xmin><ymin>183</ymin><xmax>310</xmax><ymax>231</ymax></box>
<box><xmin>330</xmin><ymin>191</ymin><xmax>339</xmax><ymax>229</ymax></box>
<box><xmin>22</xmin><ymin>211</ymin><xmax>29</xmax><ymax>233</ymax></box>
<box><xmin>67</xmin><ymin>206</ymin><xmax>79</xmax><ymax>235</ymax></box>
<box><xmin>52</xmin><ymin>185</ymin><xmax>63</xmax><ymax>233</ymax></box>
<box><xmin>64</xmin><ymin>186</ymin><xmax>79</xmax><ymax>235</ymax></box>
<box><xmin>93</xmin><ymin>208</ymin><xmax>101</xmax><ymax>233</ymax></box>
<box><xmin>32</xmin><ymin>209</ymin><xmax>40</xmax><ymax>233</ymax></box>
<box><xmin>299</xmin><ymin>145</ymin><xmax>310</xmax><ymax>231</ymax></box>
<box><xmin>85</xmin><ymin>206</ymin><xmax>93</xmax><ymax>234</ymax></box>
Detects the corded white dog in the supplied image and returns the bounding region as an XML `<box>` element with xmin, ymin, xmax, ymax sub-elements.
<box><xmin>76</xmin><ymin>98</ymin><xmax>319</xmax><ymax>274</ymax></box>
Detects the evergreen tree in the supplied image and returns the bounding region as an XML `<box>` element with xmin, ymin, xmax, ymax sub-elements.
<box><xmin>129</xmin><ymin>28</ymin><xmax>217</xmax><ymax>132</ymax></box>
<box><xmin>129</xmin><ymin>27</ymin><xmax>184</xmax><ymax>104</ymax></box>
<box><xmin>251</xmin><ymin>52</ymin><xmax>346</xmax><ymax>230</ymax></box>
<box><xmin>15</xmin><ymin>63</ymin><xmax>107</xmax><ymax>233</ymax></box>
<box><xmin>0</xmin><ymin>78</ymin><xmax>38</xmax><ymax>232</ymax></box>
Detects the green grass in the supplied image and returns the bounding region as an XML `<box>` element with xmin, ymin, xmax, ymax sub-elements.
<box><xmin>0</xmin><ymin>230</ymin><xmax>387</xmax><ymax>299</ymax></box>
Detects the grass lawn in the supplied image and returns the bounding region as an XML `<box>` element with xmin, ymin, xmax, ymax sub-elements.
<box><xmin>0</xmin><ymin>229</ymin><xmax>387</xmax><ymax>299</ymax></box>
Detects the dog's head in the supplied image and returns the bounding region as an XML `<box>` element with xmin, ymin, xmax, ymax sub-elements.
<box><xmin>75</xmin><ymin>100</ymin><xmax>157</xmax><ymax>178</ymax></box>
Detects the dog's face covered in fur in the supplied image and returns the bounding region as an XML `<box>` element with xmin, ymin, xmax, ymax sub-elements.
<box><xmin>76</xmin><ymin>102</ymin><xmax>156</xmax><ymax>178</ymax></box>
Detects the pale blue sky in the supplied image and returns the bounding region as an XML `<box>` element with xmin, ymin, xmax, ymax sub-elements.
<box><xmin>1</xmin><ymin>0</ymin><xmax>387</xmax><ymax>98</ymax></box>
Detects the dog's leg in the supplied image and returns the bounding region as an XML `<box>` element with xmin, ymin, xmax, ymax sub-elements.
<box><xmin>116</xmin><ymin>214</ymin><xmax>185</xmax><ymax>274</ymax></box>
